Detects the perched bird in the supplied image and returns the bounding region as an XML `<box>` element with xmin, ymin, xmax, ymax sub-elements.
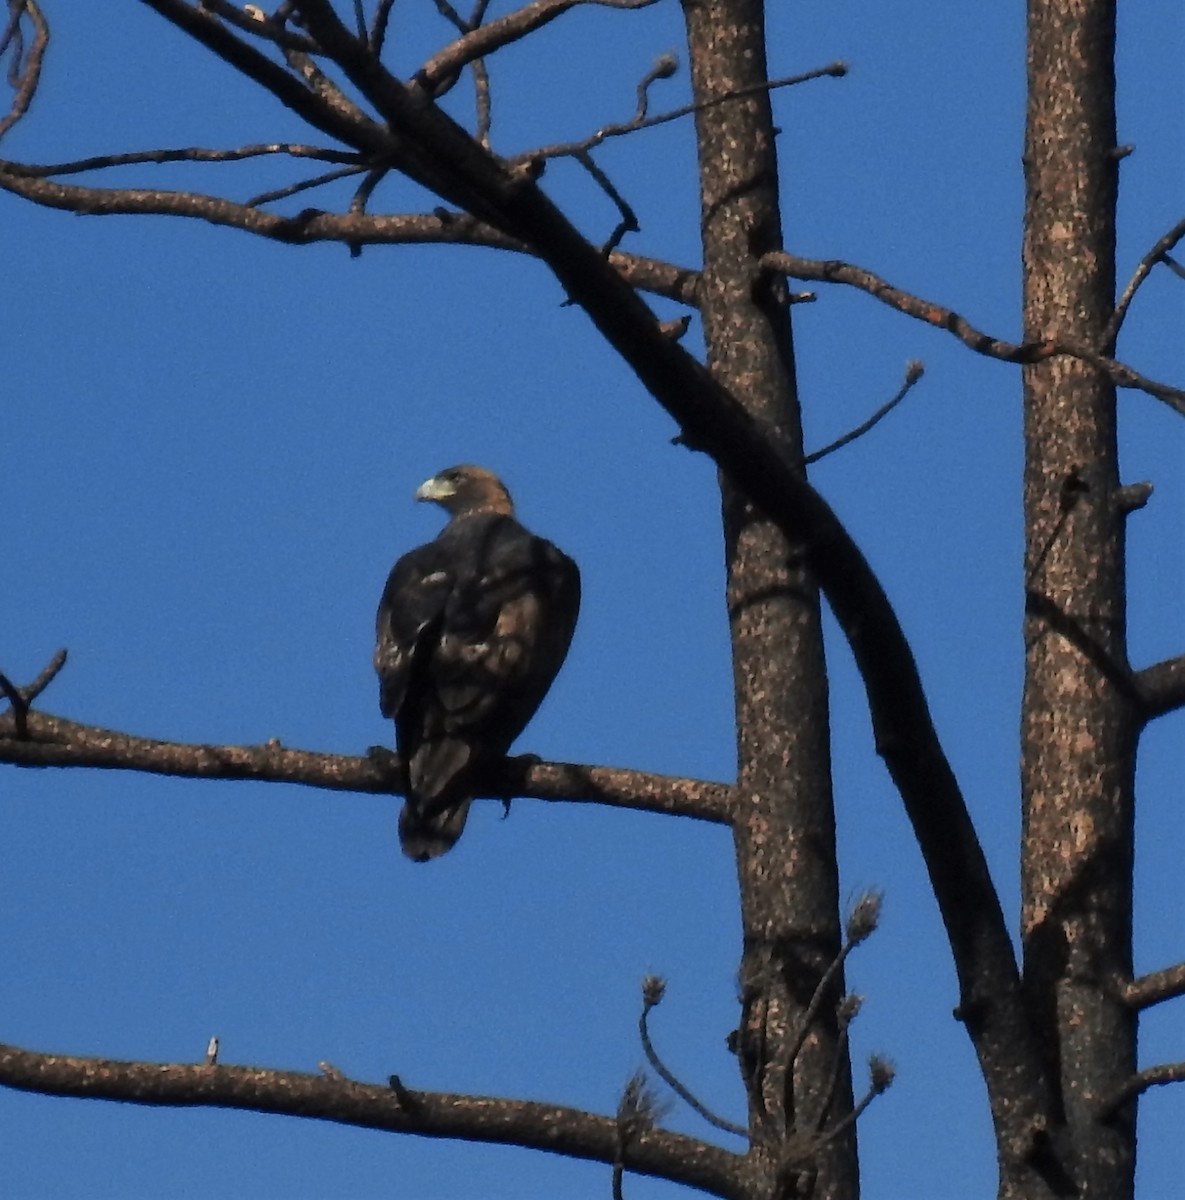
<box><xmin>375</xmin><ymin>465</ymin><xmax>580</xmax><ymax>861</ymax></box>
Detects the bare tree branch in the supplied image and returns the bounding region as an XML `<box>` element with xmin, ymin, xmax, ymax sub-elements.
<box><xmin>10</xmin><ymin>0</ymin><xmax>1047</xmax><ymax>1148</ymax></box>
<box><xmin>0</xmin><ymin>709</ymin><xmax>733</xmax><ymax>822</ymax></box>
<box><xmin>803</xmin><ymin>361</ymin><xmax>924</xmax><ymax>466</ymax></box>
<box><xmin>1104</xmin><ymin>214</ymin><xmax>1185</xmax><ymax>350</ymax></box>
<box><xmin>1124</xmin><ymin>964</ymin><xmax>1185</xmax><ymax>1011</ymax></box>
<box><xmin>638</xmin><ymin>979</ymin><xmax>747</xmax><ymax>1139</ymax></box>
<box><xmin>0</xmin><ymin>170</ymin><xmax>699</xmax><ymax>302</ymax></box>
<box><xmin>0</xmin><ymin>0</ymin><xmax>47</xmax><ymax>140</ymax></box>
<box><xmin>416</xmin><ymin>0</ymin><xmax>658</xmax><ymax>95</ymax></box>
<box><xmin>245</xmin><ymin>162</ymin><xmax>367</xmax><ymax>206</ymax></box>
<box><xmin>516</xmin><ymin>61</ymin><xmax>847</xmax><ymax>164</ymax></box>
<box><xmin>761</xmin><ymin>250</ymin><xmax>1185</xmax><ymax>417</ymax></box>
<box><xmin>195</xmin><ymin>0</ymin><xmax>319</xmax><ymax>52</ymax></box>
<box><xmin>2</xmin><ymin>142</ymin><xmax>363</xmax><ymax>176</ymax></box>
<box><xmin>0</xmin><ymin>1041</ymin><xmax>744</xmax><ymax>1200</ymax></box>
<box><xmin>1133</xmin><ymin>654</ymin><xmax>1185</xmax><ymax>723</ymax></box>
<box><xmin>1098</xmin><ymin>1062</ymin><xmax>1185</xmax><ymax>1121</ymax></box>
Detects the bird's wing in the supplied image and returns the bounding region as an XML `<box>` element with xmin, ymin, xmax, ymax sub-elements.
<box><xmin>374</xmin><ymin>543</ymin><xmax>453</xmax><ymax>721</ymax></box>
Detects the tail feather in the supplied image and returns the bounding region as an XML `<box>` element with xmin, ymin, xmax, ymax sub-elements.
<box><xmin>398</xmin><ymin>798</ymin><xmax>472</xmax><ymax>861</ymax></box>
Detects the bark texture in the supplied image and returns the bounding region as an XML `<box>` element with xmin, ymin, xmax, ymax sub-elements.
<box><xmin>1021</xmin><ymin>2</ymin><xmax>1137</xmax><ymax>1196</ymax></box>
<box><xmin>681</xmin><ymin>3</ymin><xmax>855</xmax><ymax>1196</ymax></box>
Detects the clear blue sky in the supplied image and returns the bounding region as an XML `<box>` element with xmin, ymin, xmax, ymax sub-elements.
<box><xmin>3</xmin><ymin>3</ymin><xmax>1182</xmax><ymax>1197</ymax></box>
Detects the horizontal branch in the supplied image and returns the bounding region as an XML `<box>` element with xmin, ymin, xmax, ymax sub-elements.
<box><xmin>1</xmin><ymin>142</ymin><xmax>363</xmax><ymax>177</ymax></box>
<box><xmin>0</xmin><ymin>710</ymin><xmax>732</xmax><ymax>823</ymax></box>
<box><xmin>1133</xmin><ymin>654</ymin><xmax>1185</xmax><ymax>722</ymax></box>
<box><xmin>1124</xmin><ymin>963</ymin><xmax>1185</xmax><ymax>1011</ymax></box>
<box><xmin>0</xmin><ymin>1041</ymin><xmax>743</xmax><ymax>1199</ymax></box>
<box><xmin>761</xmin><ymin>251</ymin><xmax>1185</xmax><ymax>417</ymax></box>
<box><xmin>0</xmin><ymin>168</ymin><xmax>699</xmax><ymax>304</ymax></box>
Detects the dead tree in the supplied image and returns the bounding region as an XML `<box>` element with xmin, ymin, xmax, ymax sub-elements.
<box><xmin>1</xmin><ymin>3</ymin><xmax>1181</xmax><ymax>1198</ymax></box>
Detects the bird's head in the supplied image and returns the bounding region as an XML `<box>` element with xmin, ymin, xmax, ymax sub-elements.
<box><xmin>415</xmin><ymin>465</ymin><xmax>515</xmax><ymax>518</ymax></box>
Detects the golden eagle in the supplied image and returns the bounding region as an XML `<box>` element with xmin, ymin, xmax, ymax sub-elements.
<box><xmin>375</xmin><ymin>466</ymin><xmax>580</xmax><ymax>860</ymax></box>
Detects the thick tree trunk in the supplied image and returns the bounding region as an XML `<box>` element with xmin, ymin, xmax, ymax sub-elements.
<box><xmin>1021</xmin><ymin>2</ymin><xmax>1137</xmax><ymax>1196</ymax></box>
<box><xmin>680</xmin><ymin>3</ymin><xmax>857</xmax><ymax>1197</ymax></box>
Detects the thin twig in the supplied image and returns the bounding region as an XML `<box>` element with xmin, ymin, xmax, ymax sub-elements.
<box><xmin>245</xmin><ymin>163</ymin><xmax>368</xmax><ymax>207</ymax></box>
<box><xmin>197</xmin><ymin>0</ymin><xmax>319</xmax><ymax>51</ymax></box>
<box><xmin>0</xmin><ymin>0</ymin><xmax>47</xmax><ymax>141</ymax></box>
<box><xmin>0</xmin><ymin>673</ymin><xmax>26</xmax><ymax>738</ymax></box>
<box><xmin>370</xmin><ymin>0</ymin><xmax>396</xmax><ymax>54</ymax></box>
<box><xmin>638</xmin><ymin>980</ymin><xmax>747</xmax><ymax>1139</ymax></box>
<box><xmin>4</xmin><ymin>143</ymin><xmax>362</xmax><ymax>178</ymax></box>
<box><xmin>517</xmin><ymin>61</ymin><xmax>847</xmax><ymax>163</ymax></box>
<box><xmin>813</xmin><ymin>1057</ymin><xmax>894</xmax><ymax>1150</ymax></box>
<box><xmin>0</xmin><ymin>649</ymin><xmax>67</xmax><ymax>739</ymax></box>
<box><xmin>1104</xmin><ymin>215</ymin><xmax>1185</xmax><ymax>350</ymax></box>
<box><xmin>1162</xmin><ymin>253</ymin><xmax>1185</xmax><ymax>282</ymax></box>
<box><xmin>574</xmin><ymin>149</ymin><xmax>637</xmax><ymax>254</ymax></box>
<box><xmin>785</xmin><ymin>893</ymin><xmax>881</xmax><ymax>1070</ymax></box>
<box><xmin>416</xmin><ymin>0</ymin><xmax>659</xmax><ymax>94</ymax></box>
<box><xmin>811</xmin><ymin>995</ymin><xmax>860</xmax><ymax>1135</ymax></box>
<box><xmin>803</xmin><ymin>361</ymin><xmax>924</xmax><ymax>465</ymax></box>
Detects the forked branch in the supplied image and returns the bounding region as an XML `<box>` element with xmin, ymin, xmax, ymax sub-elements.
<box><xmin>761</xmin><ymin>251</ymin><xmax>1185</xmax><ymax>417</ymax></box>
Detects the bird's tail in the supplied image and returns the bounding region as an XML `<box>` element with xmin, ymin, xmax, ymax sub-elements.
<box><xmin>398</xmin><ymin>797</ymin><xmax>472</xmax><ymax>861</ymax></box>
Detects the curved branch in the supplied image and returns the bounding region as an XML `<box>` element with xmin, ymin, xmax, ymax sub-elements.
<box><xmin>762</xmin><ymin>251</ymin><xmax>1185</xmax><ymax>417</ymax></box>
<box><xmin>0</xmin><ymin>0</ymin><xmax>47</xmax><ymax>141</ymax></box>
<box><xmin>0</xmin><ymin>169</ymin><xmax>699</xmax><ymax>304</ymax></box>
<box><xmin>0</xmin><ymin>1041</ymin><xmax>744</xmax><ymax>1200</ymax></box>
<box><xmin>1133</xmin><ymin>653</ymin><xmax>1185</xmax><ymax>722</ymax></box>
<box><xmin>0</xmin><ymin>710</ymin><xmax>732</xmax><ymax>823</ymax></box>
<box><xmin>416</xmin><ymin>0</ymin><xmax>657</xmax><ymax>94</ymax></box>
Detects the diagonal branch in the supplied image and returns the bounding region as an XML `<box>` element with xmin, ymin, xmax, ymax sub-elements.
<box><xmin>1124</xmin><ymin>964</ymin><xmax>1185</xmax><ymax>1011</ymax></box>
<box><xmin>1105</xmin><ymin>215</ymin><xmax>1185</xmax><ymax>350</ymax></box>
<box><xmin>1133</xmin><ymin>653</ymin><xmax>1185</xmax><ymax>723</ymax></box>
<box><xmin>137</xmin><ymin>0</ymin><xmax>390</xmax><ymax>154</ymax></box>
<box><xmin>416</xmin><ymin>0</ymin><xmax>657</xmax><ymax>95</ymax></box>
<box><xmin>0</xmin><ymin>1041</ymin><xmax>744</xmax><ymax>1200</ymax></box>
<box><xmin>803</xmin><ymin>361</ymin><xmax>924</xmax><ymax>466</ymax></box>
<box><xmin>0</xmin><ymin>709</ymin><xmax>733</xmax><ymax>823</ymax></box>
<box><xmin>1098</xmin><ymin>1062</ymin><xmax>1185</xmax><ymax>1121</ymax></box>
<box><xmin>761</xmin><ymin>250</ymin><xmax>1185</xmax><ymax>417</ymax></box>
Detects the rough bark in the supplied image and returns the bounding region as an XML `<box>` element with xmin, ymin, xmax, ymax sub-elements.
<box><xmin>680</xmin><ymin>3</ymin><xmax>856</xmax><ymax>1197</ymax></box>
<box><xmin>1020</xmin><ymin>2</ymin><xmax>1137</xmax><ymax>1197</ymax></box>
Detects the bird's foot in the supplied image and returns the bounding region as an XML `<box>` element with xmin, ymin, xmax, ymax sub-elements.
<box><xmin>367</xmin><ymin>745</ymin><xmax>400</xmax><ymax>772</ymax></box>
